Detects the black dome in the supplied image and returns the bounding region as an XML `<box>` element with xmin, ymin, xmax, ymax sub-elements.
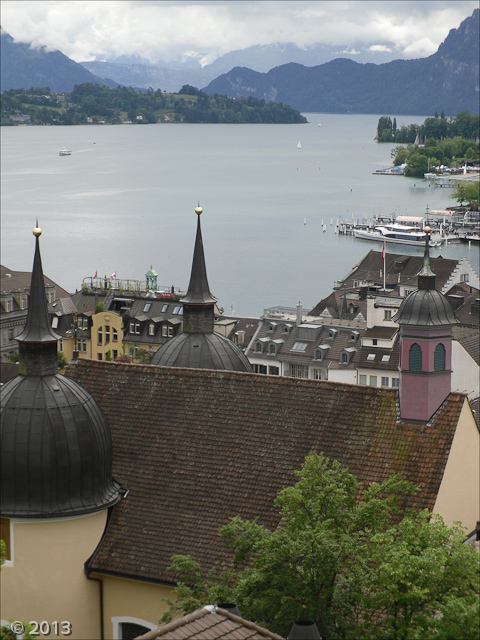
<box><xmin>393</xmin><ymin>289</ymin><xmax>459</xmax><ymax>327</ymax></box>
<box><xmin>150</xmin><ymin>332</ymin><xmax>252</xmax><ymax>372</ymax></box>
<box><xmin>1</xmin><ymin>374</ymin><xmax>121</xmax><ymax>518</ymax></box>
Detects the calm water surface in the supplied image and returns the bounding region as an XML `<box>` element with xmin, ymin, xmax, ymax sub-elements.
<box><xmin>1</xmin><ymin>114</ymin><xmax>478</xmax><ymax>316</ymax></box>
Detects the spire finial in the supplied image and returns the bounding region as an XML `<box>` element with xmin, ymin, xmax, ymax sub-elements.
<box><xmin>416</xmin><ymin>224</ymin><xmax>436</xmax><ymax>289</ymax></box>
<box><xmin>195</xmin><ymin>203</ymin><xmax>203</xmax><ymax>216</ymax></box>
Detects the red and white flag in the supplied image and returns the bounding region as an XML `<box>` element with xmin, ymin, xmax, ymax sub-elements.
<box><xmin>94</xmin><ymin>270</ymin><xmax>97</xmax><ymax>278</ymax></box>
<box><xmin>381</xmin><ymin>242</ymin><xmax>385</xmax><ymax>263</ymax></box>
<box><xmin>110</xmin><ymin>272</ymin><xmax>116</xmax><ymax>279</ymax></box>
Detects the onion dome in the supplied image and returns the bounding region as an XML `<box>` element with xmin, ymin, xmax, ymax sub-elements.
<box><xmin>151</xmin><ymin>206</ymin><xmax>252</xmax><ymax>372</ymax></box>
<box><xmin>1</xmin><ymin>226</ymin><xmax>121</xmax><ymax>517</ymax></box>
<box><xmin>151</xmin><ymin>331</ymin><xmax>252</xmax><ymax>371</ymax></box>
<box><xmin>393</xmin><ymin>226</ymin><xmax>459</xmax><ymax>328</ymax></box>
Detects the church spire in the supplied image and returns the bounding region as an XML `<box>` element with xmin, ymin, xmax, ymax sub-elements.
<box><xmin>181</xmin><ymin>206</ymin><xmax>216</xmax><ymax>305</ymax></box>
<box><xmin>16</xmin><ymin>224</ymin><xmax>61</xmax><ymax>376</ymax></box>
<box><xmin>417</xmin><ymin>225</ymin><xmax>436</xmax><ymax>291</ymax></box>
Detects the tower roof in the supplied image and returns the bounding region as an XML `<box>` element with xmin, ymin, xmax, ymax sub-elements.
<box><xmin>181</xmin><ymin>207</ymin><xmax>216</xmax><ymax>305</ymax></box>
<box><xmin>16</xmin><ymin>226</ymin><xmax>61</xmax><ymax>344</ymax></box>
<box><xmin>1</xmin><ymin>226</ymin><xmax>121</xmax><ymax>517</ymax></box>
<box><xmin>151</xmin><ymin>331</ymin><xmax>252</xmax><ymax>371</ymax></box>
<box><xmin>394</xmin><ymin>227</ymin><xmax>459</xmax><ymax>327</ymax></box>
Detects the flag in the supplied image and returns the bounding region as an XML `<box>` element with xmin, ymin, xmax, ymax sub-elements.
<box><xmin>110</xmin><ymin>272</ymin><xmax>116</xmax><ymax>279</ymax></box>
<box><xmin>94</xmin><ymin>271</ymin><xmax>97</xmax><ymax>278</ymax></box>
<box><xmin>381</xmin><ymin>242</ymin><xmax>385</xmax><ymax>263</ymax></box>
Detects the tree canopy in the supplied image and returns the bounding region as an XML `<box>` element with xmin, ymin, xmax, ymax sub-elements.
<box><xmin>160</xmin><ymin>453</ymin><xmax>480</xmax><ymax>640</ymax></box>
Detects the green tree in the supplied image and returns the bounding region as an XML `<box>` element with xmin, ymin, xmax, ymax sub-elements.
<box><xmin>451</xmin><ymin>181</ymin><xmax>480</xmax><ymax>209</ymax></box>
<box><xmin>160</xmin><ymin>453</ymin><xmax>479</xmax><ymax>639</ymax></box>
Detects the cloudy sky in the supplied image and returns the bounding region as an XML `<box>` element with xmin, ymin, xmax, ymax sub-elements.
<box><xmin>1</xmin><ymin>0</ymin><xmax>478</xmax><ymax>65</ymax></box>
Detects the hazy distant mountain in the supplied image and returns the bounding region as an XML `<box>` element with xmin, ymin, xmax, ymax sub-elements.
<box><xmin>0</xmin><ymin>30</ymin><xmax>117</xmax><ymax>93</ymax></box>
<box><xmin>81</xmin><ymin>40</ymin><xmax>407</xmax><ymax>93</ymax></box>
<box><xmin>203</xmin><ymin>9</ymin><xmax>480</xmax><ymax>116</ymax></box>
<box><xmin>80</xmin><ymin>60</ymin><xmax>208</xmax><ymax>93</ymax></box>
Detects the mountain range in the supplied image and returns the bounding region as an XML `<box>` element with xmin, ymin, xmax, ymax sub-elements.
<box><xmin>1</xmin><ymin>9</ymin><xmax>478</xmax><ymax>115</ymax></box>
<box><xmin>203</xmin><ymin>9</ymin><xmax>479</xmax><ymax>116</ymax></box>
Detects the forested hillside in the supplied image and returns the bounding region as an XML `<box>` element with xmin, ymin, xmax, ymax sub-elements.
<box><xmin>1</xmin><ymin>84</ymin><xmax>307</xmax><ymax>125</ymax></box>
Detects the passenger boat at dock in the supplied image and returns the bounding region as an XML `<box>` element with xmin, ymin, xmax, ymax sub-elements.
<box><xmin>59</xmin><ymin>147</ymin><xmax>71</xmax><ymax>156</ymax></box>
<box><xmin>354</xmin><ymin>223</ymin><xmax>442</xmax><ymax>247</ymax></box>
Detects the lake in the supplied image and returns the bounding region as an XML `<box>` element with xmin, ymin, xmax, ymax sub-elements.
<box><xmin>1</xmin><ymin>113</ymin><xmax>478</xmax><ymax>317</ymax></box>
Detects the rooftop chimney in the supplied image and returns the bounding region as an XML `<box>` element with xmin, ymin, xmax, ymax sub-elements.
<box><xmin>296</xmin><ymin>301</ymin><xmax>303</xmax><ymax>327</ymax></box>
<box><xmin>288</xmin><ymin>620</ymin><xmax>321</xmax><ymax>639</ymax></box>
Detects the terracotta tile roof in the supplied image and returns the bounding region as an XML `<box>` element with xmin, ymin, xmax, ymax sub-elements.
<box><xmin>135</xmin><ymin>607</ymin><xmax>285</xmax><ymax>640</ymax></box>
<box><xmin>65</xmin><ymin>360</ymin><xmax>465</xmax><ymax>584</ymax></box>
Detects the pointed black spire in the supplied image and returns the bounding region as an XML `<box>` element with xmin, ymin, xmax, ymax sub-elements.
<box><xmin>417</xmin><ymin>225</ymin><xmax>436</xmax><ymax>291</ymax></box>
<box><xmin>16</xmin><ymin>225</ymin><xmax>61</xmax><ymax>375</ymax></box>
<box><xmin>181</xmin><ymin>206</ymin><xmax>216</xmax><ymax>305</ymax></box>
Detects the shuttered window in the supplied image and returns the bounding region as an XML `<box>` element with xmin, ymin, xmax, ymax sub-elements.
<box><xmin>409</xmin><ymin>344</ymin><xmax>422</xmax><ymax>371</ymax></box>
<box><xmin>434</xmin><ymin>343</ymin><xmax>446</xmax><ymax>371</ymax></box>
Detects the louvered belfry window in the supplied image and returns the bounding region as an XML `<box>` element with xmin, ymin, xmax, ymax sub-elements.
<box><xmin>409</xmin><ymin>343</ymin><xmax>422</xmax><ymax>371</ymax></box>
<box><xmin>434</xmin><ymin>343</ymin><xmax>446</xmax><ymax>371</ymax></box>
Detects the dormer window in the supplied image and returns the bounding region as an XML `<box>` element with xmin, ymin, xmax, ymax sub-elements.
<box><xmin>340</xmin><ymin>347</ymin><xmax>356</xmax><ymax>364</ymax></box>
<box><xmin>149</xmin><ymin>323</ymin><xmax>155</xmax><ymax>336</ymax></box>
<box><xmin>326</xmin><ymin>328</ymin><xmax>338</xmax><ymax>340</ymax></box>
<box><xmin>268</xmin><ymin>343</ymin><xmax>276</xmax><ymax>355</ymax></box>
<box><xmin>255</xmin><ymin>342</ymin><xmax>263</xmax><ymax>353</ymax></box>
<box><xmin>314</xmin><ymin>344</ymin><xmax>330</xmax><ymax>361</ymax></box>
<box><xmin>349</xmin><ymin>331</ymin><xmax>359</xmax><ymax>342</ymax></box>
<box><xmin>282</xmin><ymin>324</ymin><xmax>293</xmax><ymax>335</ymax></box>
<box><xmin>267</xmin><ymin>322</ymin><xmax>277</xmax><ymax>333</ymax></box>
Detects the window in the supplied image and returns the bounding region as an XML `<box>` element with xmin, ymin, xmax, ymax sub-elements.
<box><xmin>255</xmin><ymin>342</ymin><xmax>263</xmax><ymax>353</ymax></box>
<box><xmin>97</xmin><ymin>328</ymin><xmax>103</xmax><ymax>345</ymax></box>
<box><xmin>313</xmin><ymin>369</ymin><xmax>327</xmax><ymax>380</ymax></box>
<box><xmin>135</xmin><ymin>324</ymin><xmax>141</xmax><ymax>334</ymax></box>
<box><xmin>82</xmin><ymin>317</ymin><xmax>89</xmax><ymax>329</ymax></box>
<box><xmin>367</xmin><ymin>353</ymin><xmax>375</xmax><ymax>361</ymax></box>
<box><xmin>268</xmin><ymin>366</ymin><xmax>279</xmax><ymax>375</ymax></box>
<box><xmin>282</xmin><ymin>325</ymin><xmax>292</xmax><ymax>334</ymax></box>
<box><xmin>52</xmin><ymin>316</ymin><xmax>59</xmax><ymax>328</ymax></box>
<box><xmin>253</xmin><ymin>364</ymin><xmax>268</xmax><ymax>374</ymax></box>
<box><xmin>6</xmin><ymin>301</ymin><xmax>11</xmax><ymax>312</ymax></box>
<box><xmin>149</xmin><ymin>324</ymin><xmax>155</xmax><ymax>336</ymax></box>
<box><xmin>21</xmin><ymin>298</ymin><xmax>26</xmax><ymax>309</ymax></box>
<box><xmin>290</xmin><ymin>364</ymin><xmax>307</xmax><ymax>378</ymax></box>
<box><xmin>50</xmin><ymin>293</ymin><xmax>55</xmax><ymax>302</ymax></box>
<box><xmin>58</xmin><ymin>339</ymin><xmax>63</xmax><ymax>352</ymax></box>
<box><xmin>7</xmin><ymin>329</ymin><xmax>14</xmax><ymax>341</ymax></box>
<box><xmin>381</xmin><ymin>355</ymin><xmax>390</xmax><ymax>362</ymax></box>
<box><xmin>392</xmin><ymin>378</ymin><xmax>399</xmax><ymax>388</ymax></box>
<box><xmin>105</xmin><ymin>327</ymin><xmax>110</xmax><ymax>344</ymax></box>
<box><xmin>384</xmin><ymin>310</ymin><xmax>392</xmax><ymax>320</ymax></box>
<box><xmin>434</xmin><ymin>343</ymin><xmax>445</xmax><ymax>371</ymax></box>
<box><xmin>162</xmin><ymin>325</ymin><xmax>168</xmax><ymax>337</ymax></box>
<box><xmin>113</xmin><ymin>350</ymin><xmax>118</xmax><ymax>360</ymax></box>
<box><xmin>168</xmin><ymin>326</ymin><xmax>173</xmax><ymax>337</ymax></box>
<box><xmin>98</xmin><ymin>353</ymin><xmax>102</xmax><ymax>360</ymax></box>
<box><xmin>112</xmin><ymin>328</ymin><xmax>118</xmax><ymax>342</ymax></box>
<box><xmin>78</xmin><ymin>338</ymin><xmax>87</xmax><ymax>353</ymax></box>
<box><xmin>327</xmin><ymin>329</ymin><xmax>337</xmax><ymax>340</ymax></box>
<box><xmin>370</xmin><ymin>375</ymin><xmax>377</xmax><ymax>386</ymax></box>
<box><xmin>268</xmin><ymin>343</ymin><xmax>276</xmax><ymax>355</ymax></box>
<box><xmin>291</xmin><ymin>342</ymin><xmax>308</xmax><ymax>352</ymax></box>
<box><xmin>129</xmin><ymin>322</ymin><xmax>135</xmax><ymax>334</ymax></box>
<box><xmin>173</xmin><ymin>306</ymin><xmax>181</xmax><ymax>315</ymax></box>
<box><xmin>143</xmin><ymin>303</ymin><xmax>151</xmax><ymax>312</ymax></box>
<box><xmin>359</xmin><ymin>374</ymin><xmax>367</xmax><ymax>385</ymax></box>
<box><xmin>161</xmin><ymin>304</ymin><xmax>169</xmax><ymax>313</ymax></box>
<box><xmin>409</xmin><ymin>343</ymin><xmax>422</xmax><ymax>371</ymax></box>
<box><xmin>341</xmin><ymin>352</ymin><xmax>348</xmax><ymax>364</ymax></box>
<box><xmin>382</xmin><ymin>377</ymin><xmax>389</xmax><ymax>387</ymax></box>
<box><xmin>461</xmin><ymin>273</ymin><xmax>469</xmax><ymax>282</ymax></box>
<box><xmin>112</xmin><ymin>617</ymin><xmax>156</xmax><ymax>640</ymax></box>
<box><xmin>372</xmin><ymin>339</ymin><xmax>378</xmax><ymax>346</ymax></box>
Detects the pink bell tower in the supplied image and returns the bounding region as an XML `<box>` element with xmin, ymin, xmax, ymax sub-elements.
<box><xmin>393</xmin><ymin>227</ymin><xmax>459</xmax><ymax>422</ymax></box>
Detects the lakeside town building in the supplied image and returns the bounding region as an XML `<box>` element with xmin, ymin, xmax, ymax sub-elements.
<box><xmin>1</xmin><ymin>216</ymin><xmax>478</xmax><ymax>639</ymax></box>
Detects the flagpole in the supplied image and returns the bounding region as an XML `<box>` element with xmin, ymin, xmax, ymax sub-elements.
<box><xmin>383</xmin><ymin>241</ymin><xmax>386</xmax><ymax>291</ymax></box>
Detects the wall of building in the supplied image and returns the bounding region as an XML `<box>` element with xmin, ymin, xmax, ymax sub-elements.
<box><xmin>451</xmin><ymin>341</ymin><xmax>480</xmax><ymax>399</ymax></box>
<box><xmin>433</xmin><ymin>400</ymin><xmax>480</xmax><ymax>532</ymax></box>
<box><xmin>99</xmin><ymin>575</ymin><xmax>175</xmax><ymax>640</ymax></box>
<box><xmin>91</xmin><ymin>311</ymin><xmax>124</xmax><ymax>361</ymax></box>
<box><xmin>1</xmin><ymin>511</ymin><xmax>108</xmax><ymax>640</ymax></box>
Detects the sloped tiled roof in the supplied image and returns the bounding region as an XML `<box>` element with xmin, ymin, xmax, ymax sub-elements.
<box><xmin>1</xmin><ymin>265</ymin><xmax>70</xmax><ymax>298</ymax></box>
<box><xmin>458</xmin><ymin>334</ymin><xmax>480</xmax><ymax>366</ymax></box>
<box><xmin>135</xmin><ymin>607</ymin><xmax>285</xmax><ymax>640</ymax></box>
<box><xmin>65</xmin><ymin>360</ymin><xmax>465</xmax><ymax>585</ymax></box>
<box><xmin>357</xmin><ymin>337</ymin><xmax>400</xmax><ymax>371</ymax></box>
